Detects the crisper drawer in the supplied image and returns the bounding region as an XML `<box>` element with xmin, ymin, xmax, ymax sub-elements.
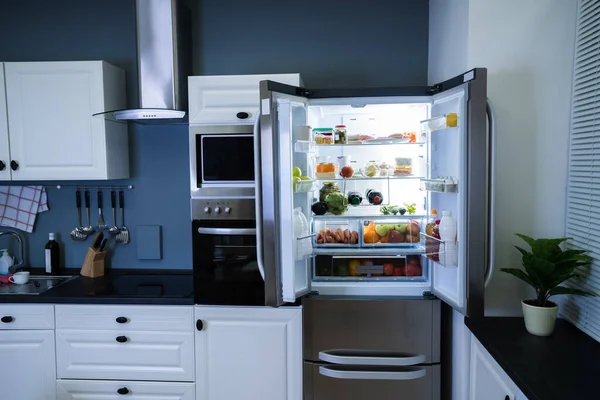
<box><xmin>0</xmin><ymin>304</ymin><xmax>54</xmax><ymax>330</ymax></box>
<box><xmin>303</xmin><ymin>298</ymin><xmax>440</xmax><ymax>363</ymax></box>
<box><xmin>57</xmin><ymin>379</ymin><xmax>195</xmax><ymax>400</ymax></box>
<box><xmin>55</xmin><ymin>305</ymin><xmax>193</xmax><ymax>332</ymax></box>
<box><xmin>56</xmin><ymin>330</ymin><xmax>194</xmax><ymax>381</ymax></box>
<box><xmin>304</xmin><ymin>362</ymin><xmax>440</xmax><ymax>400</ymax></box>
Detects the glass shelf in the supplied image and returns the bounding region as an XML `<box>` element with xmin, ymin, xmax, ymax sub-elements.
<box><xmin>312</xmin><ymin>213</ymin><xmax>426</xmax><ymax>220</ymax></box>
<box><xmin>313</xmin><ymin>247</ymin><xmax>426</xmax><ymax>256</ymax></box>
<box><xmin>314</xmin><ymin>175</ymin><xmax>424</xmax><ymax>181</ymax></box>
<box><xmin>313</xmin><ymin>141</ymin><xmax>425</xmax><ymax>147</ymax></box>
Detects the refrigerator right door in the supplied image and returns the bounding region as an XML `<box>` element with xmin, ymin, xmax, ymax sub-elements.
<box><xmin>428</xmin><ymin>69</ymin><xmax>488</xmax><ymax>317</ymax></box>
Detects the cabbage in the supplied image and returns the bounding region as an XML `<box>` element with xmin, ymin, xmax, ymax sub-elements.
<box><xmin>324</xmin><ymin>192</ymin><xmax>348</xmax><ymax>215</ymax></box>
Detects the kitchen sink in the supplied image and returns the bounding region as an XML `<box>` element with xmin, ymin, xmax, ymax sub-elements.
<box><xmin>0</xmin><ymin>275</ymin><xmax>78</xmax><ymax>295</ymax></box>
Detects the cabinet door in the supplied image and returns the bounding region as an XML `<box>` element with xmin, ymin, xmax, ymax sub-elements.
<box><xmin>0</xmin><ymin>63</ymin><xmax>10</xmax><ymax>181</ymax></box>
<box><xmin>195</xmin><ymin>306</ymin><xmax>302</xmax><ymax>400</ymax></box>
<box><xmin>57</xmin><ymin>380</ymin><xmax>195</xmax><ymax>400</ymax></box>
<box><xmin>470</xmin><ymin>336</ymin><xmax>518</xmax><ymax>400</ymax></box>
<box><xmin>4</xmin><ymin>61</ymin><xmax>110</xmax><ymax>180</ymax></box>
<box><xmin>0</xmin><ymin>330</ymin><xmax>56</xmax><ymax>400</ymax></box>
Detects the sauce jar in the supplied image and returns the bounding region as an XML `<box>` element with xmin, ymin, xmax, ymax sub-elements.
<box><xmin>334</xmin><ymin>125</ymin><xmax>347</xmax><ymax>144</ymax></box>
<box><xmin>319</xmin><ymin>182</ymin><xmax>341</xmax><ymax>202</ymax></box>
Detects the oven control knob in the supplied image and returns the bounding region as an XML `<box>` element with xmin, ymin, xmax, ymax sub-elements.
<box><xmin>224</xmin><ymin>207</ymin><xmax>232</xmax><ymax>215</ymax></box>
<box><xmin>203</xmin><ymin>206</ymin><xmax>211</xmax><ymax>214</ymax></box>
<box><xmin>214</xmin><ymin>206</ymin><xmax>222</xmax><ymax>214</ymax></box>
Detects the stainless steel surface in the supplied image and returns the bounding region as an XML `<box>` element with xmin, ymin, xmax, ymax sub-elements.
<box><xmin>82</xmin><ymin>190</ymin><xmax>95</xmax><ymax>234</ymax></box>
<box><xmin>97</xmin><ymin>190</ymin><xmax>108</xmax><ymax>230</ymax></box>
<box><xmin>253</xmin><ymin>115</ymin><xmax>266</xmax><ymax>281</ymax></box>
<box><xmin>71</xmin><ymin>191</ymin><xmax>87</xmax><ymax>241</ymax></box>
<box><xmin>116</xmin><ymin>191</ymin><xmax>130</xmax><ymax>244</ymax></box>
<box><xmin>189</xmin><ymin>124</ymin><xmax>256</xmax><ymax>199</ymax></box>
<box><xmin>0</xmin><ymin>230</ymin><xmax>25</xmax><ymax>270</ymax></box>
<box><xmin>318</xmin><ymin>350</ymin><xmax>426</xmax><ymax>366</ymax></box>
<box><xmin>197</xmin><ymin>227</ymin><xmax>256</xmax><ymax>236</ymax></box>
<box><xmin>484</xmin><ymin>98</ymin><xmax>496</xmax><ymax>288</ymax></box>
<box><xmin>0</xmin><ymin>275</ymin><xmax>76</xmax><ymax>295</ymax></box>
<box><xmin>303</xmin><ymin>297</ymin><xmax>440</xmax><ymax>364</ymax></box>
<box><xmin>109</xmin><ymin>190</ymin><xmax>120</xmax><ymax>235</ymax></box>
<box><xmin>191</xmin><ymin>198</ymin><xmax>255</xmax><ymax>220</ymax></box>
<box><xmin>304</xmin><ymin>362</ymin><xmax>440</xmax><ymax>400</ymax></box>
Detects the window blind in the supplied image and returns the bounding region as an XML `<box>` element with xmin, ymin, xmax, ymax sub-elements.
<box><xmin>563</xmin><ymin>0</ymin><xmax>600</xmax><ymax>341</ymax></box>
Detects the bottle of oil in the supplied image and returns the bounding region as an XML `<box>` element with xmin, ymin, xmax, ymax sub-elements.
<box><xmin>45</xmin><ymin>233</ymin><xmax>60</xmax><ymax>275</ymax></box>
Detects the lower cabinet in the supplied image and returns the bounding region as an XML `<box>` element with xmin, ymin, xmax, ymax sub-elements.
<box><xmin>57</xmin><ymin>380</ymin><xmax>195</xmax><ymax>400</ymax></box>
<box><xmin>195</xmin><ymin>306</ymin><xmax>302</xmax><ymax>400</ymax></box>
<box><xmin>0</xmin><ymin>330</ymin><xmax>56</xmax><ymax>400</ymax></box>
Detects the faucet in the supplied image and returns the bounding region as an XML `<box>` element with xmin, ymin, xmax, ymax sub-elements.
<box><xmin>0</xmin><ymin>230</ymin><xmax>25</xmax><ymax>270</ymax></box>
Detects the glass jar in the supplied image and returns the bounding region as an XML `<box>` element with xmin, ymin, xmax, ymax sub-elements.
<box><xmin>362</xmin><ymin>161</ymin><xmax>380</xmax><ymax>177</ymax></box>
<box><xmin>334</xmin><ymin>125</ymin><xmax>347</xmax><ymax>144</ymax></box>
<box><xmin>313</xmin><ymin>128</ymin><xmax>335</xmax><ymax>145</ymax></box>
<box><xmin>394</xmin><ymin>157</ymin><xmax>413</xmax><ymax>176</ymax></box>
<box><xmin>319</xmin><ymin>182</ymin><xmax>341</xmax><ymax>202</ymax></box>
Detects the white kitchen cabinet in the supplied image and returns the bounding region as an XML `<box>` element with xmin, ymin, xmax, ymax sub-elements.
<box><xmin>4</xmin><ymin>61</ymin><xmax>129</xmax><ymax>180</ymax></box>
<box><xmin>188</xmin><ymin>73</ymin><xmax>302</xmax><ymax>125</ymax></box>
<box><xmin>0</xmin><ymin>63</ymin><xmax>10</xmax><ymax>181</ymax></box>
<box><xmin>195</xmin><ymin>306</ymin><xmax>302</xmax><ymax>400</ymax></box>
<box><xmin>57</xmin><ymin>380</ymin><xmax>195</xmax><ymax>400</ymax></box>
<box><xmin>0</xmin><ymin>330</ymin><xmax>56</xmax><ymax>400</ymax></box>
<box><xmin>470</xmin><ymin>336</ymin><xmax>527</xmax><ymax>400</ymax></box>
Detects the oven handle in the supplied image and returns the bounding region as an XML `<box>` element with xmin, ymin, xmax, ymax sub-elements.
<box><xmin>253</xmin><ymin>115</ymin><xmax>265</xmax><ymax>280</ymax></box>
<box><xmin>197</xmin><ymin>227</ymin><xmax>256</xmax><ymax>235</ymax></box>
<box><xmin>319</xmin><ymin>366</ymin><xmax>427</xmax><ymax>381</ymax></box>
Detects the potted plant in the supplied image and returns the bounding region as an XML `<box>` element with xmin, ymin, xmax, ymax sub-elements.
<box><xmin>501</xmin><ymin>234</ymin><xmax>595</xmax><ymax>336</ymax></box>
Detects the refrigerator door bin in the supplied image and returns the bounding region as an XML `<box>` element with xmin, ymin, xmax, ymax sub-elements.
<box><xmin>420</xmin><ymin>233</ymin><xmax>458</xmax><ymax>268</ymax></box>
<box><xmin>319</xmin><ymin>349</ymin><xmax>426</xmax><ymax>366</ymax></box>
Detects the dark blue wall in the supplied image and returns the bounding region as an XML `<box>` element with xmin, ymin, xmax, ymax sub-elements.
<box><xmin>0</xmin><ymin>0</ymin><xmax>428</xmax><ymax>270</ymax></box>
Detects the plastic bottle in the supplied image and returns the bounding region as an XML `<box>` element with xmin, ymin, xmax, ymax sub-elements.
<box><xmin>365</xmin><ymin>189</ymin><xmax>383</xmax><ymax>205</ymax></box>
<box><xmin>438</xmin><ymin>210</ymin><xmax>457</xmax><ymax>266</ymax></box>
<box><xmin>347</xmin><ymin>191</ymin><xmax>363</xmax><ymax>206</ymax></box>
<box><xmin>45</xmin><ymin>233</ymin><xmax>60</xmax><ymax>275</ymax></box>
<box><xmin>0</xmin><ymin>249</ymin><xmax>13</xmax><ymax>275</ymax></box>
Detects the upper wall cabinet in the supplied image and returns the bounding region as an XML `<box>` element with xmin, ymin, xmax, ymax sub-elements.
<box><xmin>3</xmin><ymin>61</ymin><xmax>129</xmax><ymax>181</ymax></box>
<box><xmin>0</xmin><ymin>64</ymin><xmax>10</xmax><ymax>181</ymax></box>
<box><xmin>188</xmin><ymin>73</ymin><xmax>303</xmax><ymax>125</ymax></box>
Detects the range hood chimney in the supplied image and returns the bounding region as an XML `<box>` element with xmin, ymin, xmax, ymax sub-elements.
<box><xmin>96</xmin><ymin>0</ymin><xmax>191</xmax><ymax>123</ymax></box>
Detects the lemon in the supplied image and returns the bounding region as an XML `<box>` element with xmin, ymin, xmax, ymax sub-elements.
<box><xmin>293</xmin><ymin>166</ymin><xmax>302</xmax><ymax>177</ymax></box>
<box><xmin>446</xmin><ymin>113</ymin><xmax>458</xmax><ymax>128</ymax></box>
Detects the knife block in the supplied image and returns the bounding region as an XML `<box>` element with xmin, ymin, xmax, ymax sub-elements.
<box><xmin>80</xmin><ymin>247</ymin><xmax>106</xmax><ymax>278</ymax></box>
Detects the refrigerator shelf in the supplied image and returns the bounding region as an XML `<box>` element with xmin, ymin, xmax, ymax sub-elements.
<box><xmin>312</xmin><ymin>214</ymin><xmax>427</xmax><ymax>220</ymax></box>
<box><xmin>313</xmin><ymin>141</ymin><xmax>425</xmax><ymax>147</ymax></box>
<box><xmin>314</xmin><ymin>175</ymin><xmax>424</xmax><ymax>182</ymax></box>
<box><xmin>313</xmin><ymin>247</ymin><xmax>425</xmax><ymax>256</ymax></box>
<box><xmin>420</xmin><ymin>113</ymin><xmax>459</xmax><ymax>133</ymax></box>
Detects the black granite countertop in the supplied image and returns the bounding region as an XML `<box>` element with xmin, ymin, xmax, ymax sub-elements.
<box><xmin>0</xmin><ymin>269</ymin><xmax>194</xmax><ymax>305</ymax></box>
<box><xmin>466</xmin><ymin>317</ymin><xmax>600</xmax><ymax>400</ymax></box>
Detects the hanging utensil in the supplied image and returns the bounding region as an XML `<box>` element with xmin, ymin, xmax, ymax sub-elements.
<box><xmin>109</xmin><ymin>190</ymin><xmax>120</xmax><ymax>235</ymax></box>
<box><xmin>70</xmin><ymin>190</ymin><xmax>87</xmax><ymax>241</ymax></box>
<box><xmin>81</xmin><ymin>190</ymin><xmax>95</xmax><ymax>234</ymax></box>
<box><xmin>116</xmin><ymin>190</ymin><xmax>130</xmax><ymax>244</ymax></box>
<box><xmin>97</xmin><ymin>190</ymin><xmax>108</xmax><ymax>230</ymax></box>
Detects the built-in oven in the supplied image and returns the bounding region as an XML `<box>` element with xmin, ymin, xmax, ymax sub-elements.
<box><xmin>189</xmin><ymin>125</ymin><xmax>256</xmax><ymax>198</ymax></box>
<box><xmin>192</xmin><ymin>198</ymin><xmax>264</xmax><ymax>305</ymax></box>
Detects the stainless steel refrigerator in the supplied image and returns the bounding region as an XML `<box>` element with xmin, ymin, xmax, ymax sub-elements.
<box><xmin>255</xmin><ymin>68</ymin><xmax>492</xmax><ymax>399</ymax></box>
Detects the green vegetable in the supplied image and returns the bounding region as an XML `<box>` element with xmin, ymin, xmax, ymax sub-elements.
<box><xmin>403</xmin><ymin>202</ymin><xmax>417</xmax><ymax>215</ymax></box>
<box><xmin>324</xmin><ymin>192</ymin><xmax>348</xmax><ymax>215</ymax></box>
<box><xmin>380</xmin><ymin>205</ymin><xmax>400</xmax><ymax>215</ymax></box>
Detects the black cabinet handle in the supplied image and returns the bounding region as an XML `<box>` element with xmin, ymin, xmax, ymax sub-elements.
<box><xmin>1</xmin><ymin>316</ymin><xmax>13</xmax><ymax>323</ymax></box>
<box><xmin>117</xmin><ymin>387</ymin><xmax>130</xmax><ymax>395</ymax></box>
<box><xmin>116</xmin><ymin>336</ymin><xmax>128</xmax><ymax>343</ymax></box>
<box><xmin>0</xmin><ymin>161</ymin><xmax>5</xmax><ymax>171</ymax></box>
<box><xmin>196</xmin><ymin>319</ymin><xmax>204</xmax><ymax>331</ymax></box>
<box><xmin>116</xmin><ymin>317</ymin><xmax>128</xmax><ymax>324</ymax></box>
<box><xmin>236</xmin><ymin>112</ymin><xmax>249</xmax><ymax>119</ymax></box>
<box><xmin>10</xmin><ymin>160</ymin><xmax>18</xmax><ymax>171</ymax></box>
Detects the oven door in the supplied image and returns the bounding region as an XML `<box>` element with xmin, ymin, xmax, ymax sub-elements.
<box><xmin>193</xmin><ymin>219</ymin><xmax>264</xmax><ymax>305</ymax></box>
<box><xmin>189</xmin><ymin>125</ymin><xmax>256</xmax><ymax>198</ymax></box>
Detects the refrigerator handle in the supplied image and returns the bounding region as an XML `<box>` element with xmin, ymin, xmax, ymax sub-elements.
<box><xmin>484</xmin><ymin>99</ymin><xmax>496</xmax><ymax>288</ymax></box>
<box><xmin>319</xmin><ymin>366</ymin><xmax>427</xmax><ymax>381</ymax></box>
<box><xmin>319</xmin><ymin>350</ymin><xmax>425</xmax><ymax>366</ymax></box>
<box><xmin>253</xmin><ymin>115</ymin><xmax>265</xmax><ymax>280</ymax></box>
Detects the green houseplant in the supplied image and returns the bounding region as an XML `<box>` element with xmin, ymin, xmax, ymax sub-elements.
<box><xmin>501</xmin><ymin>234</ymin><xmax>594</xmax><ymax>336</ymax></box>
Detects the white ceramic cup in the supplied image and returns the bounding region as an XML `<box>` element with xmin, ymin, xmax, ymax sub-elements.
<box><xmin>9</xmin><ymin>271</ymin><xmax>30</xmax><ymax>285</ymax></box>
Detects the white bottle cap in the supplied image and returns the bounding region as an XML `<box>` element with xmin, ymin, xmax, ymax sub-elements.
<box><xmin>49</xmin><ymin>233</ymin><xmax>55</xmax><ymax>240</ymax></box>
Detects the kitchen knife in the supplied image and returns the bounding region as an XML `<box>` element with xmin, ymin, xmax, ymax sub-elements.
<box><xmin>99</xmin><ymin>238</ymin><xmax>108</xmax><ymax>252</ymax></box>
<box><xmin>91</xmin><ymin>232</ymin><xmax>104</xmax><ymax>250</ymax></box>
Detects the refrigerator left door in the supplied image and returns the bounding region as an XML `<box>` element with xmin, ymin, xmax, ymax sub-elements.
<box><xmin>258</xmin><ymin>81</ymin><xmax>312</xmax><ymax>306</ymax></box>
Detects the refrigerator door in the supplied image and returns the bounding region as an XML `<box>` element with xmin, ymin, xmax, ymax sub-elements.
<box><xmin>428</xmin><ymin>69</ymin><xmax>488</xmax><ymax>317</ymax></box>
<box><xmin>258</xmin><ymin>81</ymin><xmax>312</xmax><ymax>306</ymax></box>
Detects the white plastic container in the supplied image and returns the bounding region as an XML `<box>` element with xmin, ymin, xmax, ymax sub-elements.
<box><xmin>438</xmin><ymin>210</ymin><xmax>458</xmax><ymax>266</ymax></box>
<box><xmin>294</xmin><ymin>208</ymin><xmax>312</xmax><ymax>260</ymax></box>
<box><xmin>0</xmin><ymin>249</ymin><xmax>14</xmax><ymax>275</ymax></box>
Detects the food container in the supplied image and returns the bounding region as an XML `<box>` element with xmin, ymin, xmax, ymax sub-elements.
<box><xmin>294</xmin><ymin>178</ymin><xmax>314</xmax><ymax>193</ymax></box>
<box><xmin>378</xmin><ymin>161</ymin><xmax>394</xmax><ymax>176</ymax></box>
<box><xmin>362</xmin><ymin>219</ymin><xmax>423</xmax><ymax>247</ymax></box>
<box><xmin>314</xmin><ymin>219</ymin><xmax>360</xmax><ymax>247</ymax></box>
<box><xmin>334</xmin><ymin>125</ymin><xmax>347</xmax><ymax>144</ymax></box>
<box><xmin>319</xmin><ymin>182</ymin><xmax>341</xmax><ymax>202</ymax></box>
<box><xmin>362</xmin><ymin>161</ymin><xmax>380</xmax><ymax>177</ymax></box>
<box><xmin>313</xmin><ymin>128</ymin><xmax>335</xmax><ymax>145</ymax></box>
<box><xmin>316</xmin><ymin>163</ymin><xmax>338</xmax><ymax>178</ymax></box>
<box><xmin>394</xmin><ymin>157</ymin><xmax>413</xmax><ymax>176</ymax></box>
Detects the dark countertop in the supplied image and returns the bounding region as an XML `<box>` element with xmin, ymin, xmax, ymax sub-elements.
<box><xmin>466</xmin><ymin>317</ymin><xmax>600</xmax><ymax>400</ymax></box>
<box><xmin>0</xmin><ymin>269</ymin><xmax>194</xmax><ymax>305</ymax></box>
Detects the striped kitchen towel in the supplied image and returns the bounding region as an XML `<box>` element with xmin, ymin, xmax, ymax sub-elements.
<box><xmin>0</xmin><ymin>186</ymin><xmax>49</xmax><ymax>233</ymax></box>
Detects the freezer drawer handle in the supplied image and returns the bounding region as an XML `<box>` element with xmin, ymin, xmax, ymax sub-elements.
<box><xmin>197</xmin><ymin>227</ymin><xmax>256</xmax><ymax>235</ymax></box>
<box><xmin>319</xmin><ymin>365</ymin><xmax>427</xmax><ymax>381</ymax></box>
<box><xmin>319</xmin><ymin>350</ymin><xmax>426</xmax><ymax>366</ymax></box>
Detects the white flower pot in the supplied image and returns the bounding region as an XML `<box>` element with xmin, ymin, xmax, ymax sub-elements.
<box><xmin>521</xmin><ymin>300</ymin><xmax>558</xmax><ymax>336</ymax></box>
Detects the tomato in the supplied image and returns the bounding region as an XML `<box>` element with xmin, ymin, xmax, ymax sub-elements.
<box><xmin>393</xmin><ymin>267</ymin><xmax>405</xmax><ymax>276</ymax></box>
<box><xmin>383</xmin><ymin>263</ymin><xmax>394</xmax><ymax>276</ymax></box>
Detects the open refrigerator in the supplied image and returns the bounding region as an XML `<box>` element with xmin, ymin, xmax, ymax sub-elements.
<box><xmin>255</xmin><ymin>68</ymin><xmax>491</xmax><ymax>318</ymax></box>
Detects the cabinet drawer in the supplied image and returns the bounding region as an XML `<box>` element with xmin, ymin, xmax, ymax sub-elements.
<box><xmin>57</xmin><ymin>379</ymin><xmax>195</xmax><ymax>400</ymax></box>
<box><xmin>0</xmin><ymin>304</ymin><xmax>54</xmax><ymax>330</ymax></box>
<box><xmin>56</xmin><ymin>330</ymin><xmax>194</xmax><ymax>381</ymax></box>
<box><xmin>303</xmin><ymin>298</ymin><xmax>440</xmax><ymax>363</ymax></box>
<box><xmin>55</xmin><ymin>305</ymin><xmax>193</xmax><ymax>331</ymax></box>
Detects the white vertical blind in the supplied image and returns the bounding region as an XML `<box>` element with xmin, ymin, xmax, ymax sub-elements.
<box><xmin>563</xmin><ymin>0</ymin><xmax>600</xmax><ymax>341</ymax></box>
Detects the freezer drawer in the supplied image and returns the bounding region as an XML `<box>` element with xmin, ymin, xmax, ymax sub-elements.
<box><xmin>304</xmin><ymin>362</ymin><xmax>440</xmax><ymax>400</ymax></box>
<box><xmin>303</xmin><ymin>297</ymin><xmax>440</xmax><ymax>363</ymax></box>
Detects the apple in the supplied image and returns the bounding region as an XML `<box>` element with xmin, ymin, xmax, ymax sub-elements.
<box><xmin>383</xmin><ymin>263</ymin><xmax>394</xmax><ymax>276</ymax></box>
<box><xmin>406</xmin><ymin>264</ymin><xmax>422</xmax><ymax>277</ymax></box>
<box><xmin>392</xmin><ymin>266</ymin><xmax>405</xmax><ymax>276</ymax></box>
<box><xmin>340</xmin><ymin>165</ymin><xmax>354</xmax><ymax>178</ymax></box>
<box><xmin>407</xmin><ymin>256</ymin><xmax>421</xmax><ymax>266</ymax></box>
<box><xmin>388</xmin><ymin>230</ymin><xmax>404</xmax><ymax>243</ymax></box>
